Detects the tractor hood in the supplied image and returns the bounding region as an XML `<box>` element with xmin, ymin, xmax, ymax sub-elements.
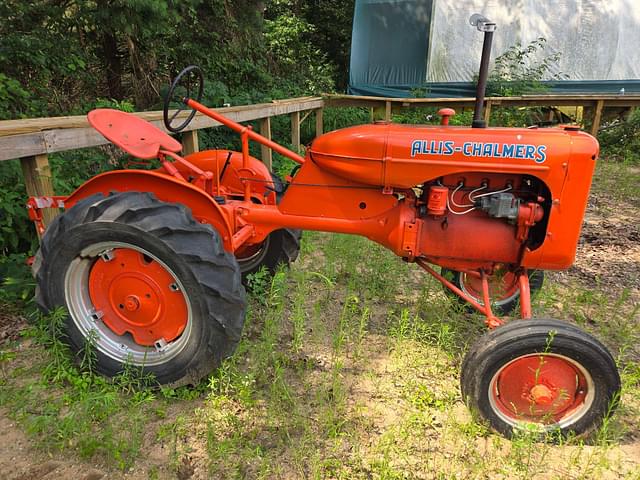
<box><xmin>308</xmin><ymin>123</ymin><xmax>598</xmax><ymax>189</ymax></box>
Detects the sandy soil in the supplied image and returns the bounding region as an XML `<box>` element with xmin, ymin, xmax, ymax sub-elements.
<box><xmin>551</xmin><ymin>191</ymin><xmax>640</xmax><ymax>303</ymax></box>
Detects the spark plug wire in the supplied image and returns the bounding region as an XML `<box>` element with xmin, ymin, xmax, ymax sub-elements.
<box><xmin>470</xmin><ymin>184</ymin><xmax>512</xmax><ymax>201</ymax></box>
<box><xmin>450</xmin><ymin>183</ymin><xmax>475</xmax><ymax>208</ymax></box>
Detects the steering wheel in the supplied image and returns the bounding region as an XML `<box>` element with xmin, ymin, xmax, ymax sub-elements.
<box><xmin>163</xmin><ymin>65</ymin><xmax>204</xmax><ymax>133</ymax></box>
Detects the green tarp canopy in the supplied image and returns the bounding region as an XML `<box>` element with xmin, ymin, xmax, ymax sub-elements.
<box><xmin>348</xmin><ymin>0</ymin><xmax>640</xmax><ymax>97</ymax></box>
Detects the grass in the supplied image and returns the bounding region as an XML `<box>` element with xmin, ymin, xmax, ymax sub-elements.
<box><xmin>0</xmin><ymin>160</ymin><xmax>639</xmax><ymax>478</ymax></box>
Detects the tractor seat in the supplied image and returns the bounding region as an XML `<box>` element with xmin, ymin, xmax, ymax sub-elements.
<box><xmin>88</xmin><ymin>109</ymin><xmax>182</xmax><ymax>159</ymax></box>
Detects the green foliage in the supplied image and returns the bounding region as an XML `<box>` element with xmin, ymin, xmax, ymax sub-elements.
<box><xmin>300</xmin><ymin>0</ymin><xmax>354</xmax><ymax>91</ymax></box>
<box><xmin>264</xmin><ymin>11</ymin><xmax>335</xmax><ymax>94</ymax></box>
<box><xmin>323</xmin><ymin>106</ymin><xmax>370</xmax><ymax>131</ymax></box>
<box><xmin>263</xmin><ymin>0</ymin><xmax>354</xmax><ymax>94</ymax></box>
<box><xmin>487</xmin><ymin>38</ymin><xmax>566</xmax><ymax>97</ymax></box>
<box><xmin>0</xmin><ymin>1</ymin><xmax>84</xmax><ymax>118</ymax></box>
<box><xmin>0</xmin><ymin>162</ymin><xmax>33</xmax><ymax>254</ymax></box>
<box><xmin>0</xmin><ymin>73</ymin><xmax>34</xmax><ymax>119</ymax></box>
<box><xmin>598</xmin><ymin>108</ymin><xmax>640</xmax><ymax>165</ymax></box>
<box><xmin>0</xmin><ymin>254</ymin><xmax>34</xmax><ymax>305</ymax></box>
<box><xmin>246</xmin><ymin>266</ymin><xmax>272</xmax><ymax>301</ymax></box>
<box><xmin>93</xmin><ymin>98</ymin><xmax>136</xmax><ymax>112</ymax></box>
<box><xmin>0</xmin><ymin>0</ymin><xmax>344</xmax><ymax>120</ymax></box>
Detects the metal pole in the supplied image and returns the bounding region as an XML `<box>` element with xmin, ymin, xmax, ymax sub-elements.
<box><xmin>469</xmin><ymin>14</ymin><xmax>496</xmax><ymax>129</ymax></box>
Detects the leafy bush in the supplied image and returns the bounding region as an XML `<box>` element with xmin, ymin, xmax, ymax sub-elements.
<box><xmin>599</xmin><ymin>108</ymin><xmax>640</xmax><ymax>164</ymax></box>
<box><xmin>487</xmin><ymin>38</ymin><xmax>566</xmax><ymax>97</ymax></box>
<box><xmin>0</xmin><ymin>162</ymin><xmax>34</xmax><ymax>255</ymax></box>
<box><xmin>264</xmin><ymin>7</ymin><xmax>335</xmax><ymax>94</ymax></box>
<box><xmin>0</xmin><ymin>253</ymin><xmax>34</xmax><ymax>305</ymax></box>
<box><xmin>389</xmin><ymin>39</ymin><xmax>567</xmax><ymax>128</ymax></box>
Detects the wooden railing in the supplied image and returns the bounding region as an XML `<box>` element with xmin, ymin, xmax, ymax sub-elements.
<box><xmin>0</xmin><ymin>96</ymin><xmax>324</xmax><ymax>225</ymax></box>
<box><xmin>325</xmin><ymin>93</ymin><xmax>640</xmax><ymax>136</ymax></box>
<box><xmin>1</xmin><ymin>93</ymin><xmax>638</xmax><ymax>228</ymax></box>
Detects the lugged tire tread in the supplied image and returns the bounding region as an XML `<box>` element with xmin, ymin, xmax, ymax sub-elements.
<box><xmin>33</xmin><ymin>191</ymin><xmax>246</xmax><ymax>386</ymax></box>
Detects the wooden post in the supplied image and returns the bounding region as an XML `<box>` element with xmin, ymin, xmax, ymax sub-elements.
<box><xmin>315</xmin><ymin>108</ymin><xmax>323</xmax><ymax>137</ymax></box>
<box><xmin>483</xmin><ymin>100</ymin><xmax>492</xmax><ymax>125</ymax></box>
<box><xmin>259</xmin><ymin>117</ymin><xmax>272</xmax><ymax>170</ymax></box>
<box><xmin>181</xmin><ymin>130</ymin><xmax>199</xmax><ymax>155</ymax></box>
<box><xmin>590</xmin><ymin>100</ymin><xmax>604</xmax><ymax>136</ymax></box>
<box><xmin>20</xmin><ymin>154</ymin><xmax>58</xmax><ymax>227</ymax></box>
<box><xmin>291</xmin><ymin>111</ymin><xmax>301</xmax><ymax>153</ymax></box>
<box><xmin>385</xmin><ymin>101</ymin><xmax>392</xmax><ymax>122</ymax></box>
<box><xmin>372</xmin><ymin>102</ymin><xmax>385</xmax><ymax>121</ymax></box>
<box><xmin>546</xmin><ymin>108</ymin><xmax>555</xmax><ymax>122</ymax></box>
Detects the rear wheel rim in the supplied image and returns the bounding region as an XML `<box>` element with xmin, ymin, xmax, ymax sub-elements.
<box><xmin>488</xmin><ymin>353</ymin><xmax>595</xmax><ymax>430</ymax></box>
<box><xmin>64</xmin><ymin>241</ymin><xmax>193</xmax><ymax>366</ymax></box>
<box><xmin>460</xmin><ymin>271</ymin><xmax>520</xmax><ymax>307</ymax></box>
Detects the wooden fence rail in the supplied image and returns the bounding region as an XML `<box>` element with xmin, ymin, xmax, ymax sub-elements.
<box><xmin>326</xmin><ymin>93</ymin><xmax>640</xmax><ymax>136</ymax></box>
<box><xmin>1</xmin><ymin>93</ymin><xmax>638</xmax><ymax>228</ymax></box>
<box><xmin>0</xmin><ymin>96</ymin><xmax>324</xmax><ymax>226</ymax></box>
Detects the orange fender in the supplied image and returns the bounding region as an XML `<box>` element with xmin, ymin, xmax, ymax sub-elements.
<box><xmin>183</xmin><ymin>149</ymin><xmax>279</xmax><ymax>205</ymax></box>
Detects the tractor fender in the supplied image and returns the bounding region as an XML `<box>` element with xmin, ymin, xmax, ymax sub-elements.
<box><xmin>183</xmin><ymin>149</ymin><xmax>280</xmax><ymax>204</ymax></box>
<box><xmin>63</xmin><ymin>169</ymin><xmax>236</xmax><ymax>251</ymax></box>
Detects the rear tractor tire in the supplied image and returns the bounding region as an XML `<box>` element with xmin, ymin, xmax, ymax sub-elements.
<box><xmin>34</xmin><ymin>191</ymin><xmax>247</xmax><ymax>386</ymax></box>
<box><xmin>461</xmin><ymin>319</ymin><xmax>621</xmax><ymax>438</ymax></box>
<box><xmin>441</xmin><ymin>268</ymin><xmax>544</xmax><ymax>316</ymax></box>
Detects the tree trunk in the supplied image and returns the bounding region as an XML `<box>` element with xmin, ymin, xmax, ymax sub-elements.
<box><xmin>102</xmin><ymin>31</ymin><xmax>123</xmax><ymax>100</ymax></box>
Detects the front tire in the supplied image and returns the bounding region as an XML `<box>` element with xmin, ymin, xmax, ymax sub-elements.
<box><xmin>34</xmin><ymin>192</ymin><xmax>247</xmax><ymax>386</ymax></box>
<box><xmin>461</xmin><ymin>319</ymin><xmax>620</xmax><ymax>438</ymax></box>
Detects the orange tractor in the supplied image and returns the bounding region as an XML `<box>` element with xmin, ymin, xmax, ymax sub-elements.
<box><xmin>29</xmin><ymin>15</ymin><xmax>620</xmax><ymax>437</ymax></box>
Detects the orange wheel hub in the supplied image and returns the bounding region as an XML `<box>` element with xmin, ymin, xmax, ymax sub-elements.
<box><xmin>492</xmin><ymin>354</ymin><xmax>588</xmax><ymax>423</ymax></box>
<box><xmin>88</xmin><ymin>248</ymin><xmax>188</xmax><ymax>346</ymax></box>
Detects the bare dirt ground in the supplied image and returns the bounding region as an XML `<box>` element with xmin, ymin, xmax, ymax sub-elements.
<box><xmin>552</xmin><ymin>190</ymin><xmax>640</xmax><ymax>303</ymax></box>
<box><xmin>0</xmin><ymin>412</ymin><xmax>108</xmax><ymax>480</ymax></box>
<box><xmin>0</xmin><ymin>308</ymin><xmax>27</xmax><ymax>345</ymax></box>
<box><xmin>0</xmin><ymin>163</ymin><xmax>639</xmax><ymax>479</ymax></box>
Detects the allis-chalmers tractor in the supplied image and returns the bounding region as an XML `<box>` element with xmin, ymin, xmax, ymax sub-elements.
<box><xmin>30</xmin><ymin>16</ymin><xmax>620</xmax><ymax>438</ymax></box>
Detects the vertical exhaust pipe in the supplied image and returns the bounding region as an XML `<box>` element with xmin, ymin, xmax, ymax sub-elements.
<box><xmin>470</xmin><ymin>14</ymin><xmax>496</xmax><ymax>128</ymax></box>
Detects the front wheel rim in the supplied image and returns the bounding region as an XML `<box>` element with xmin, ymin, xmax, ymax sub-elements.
<box><xmin>488</xmin><ymin>353</ymin><xmax>595</xmax><ymax>430</ymax></box>
<box><xmin>64</xmin><ymin>241</ymin><xmax>193</xmax><ymax>366</ymax></box>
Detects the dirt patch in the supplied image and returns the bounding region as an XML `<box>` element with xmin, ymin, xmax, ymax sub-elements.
<box><xmin>0</xmin><ymin>410</ymin><xmax>110</xmax><ymax>480</ymax></box>
<box><xmin>0</xmin><ymin>307</ymin><xmax>28</xmax><ymax>345</ymax></box>
<box><xmin>551</xmin><ymin>192</ymin><xmax>640</xmax><ymax>302</ymax></box>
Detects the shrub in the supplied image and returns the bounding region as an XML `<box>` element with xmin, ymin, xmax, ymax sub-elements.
<box><xmin>598</xmin><ymin>108</ymin><xmax>640</xmax><ymax>164</ymax></box>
